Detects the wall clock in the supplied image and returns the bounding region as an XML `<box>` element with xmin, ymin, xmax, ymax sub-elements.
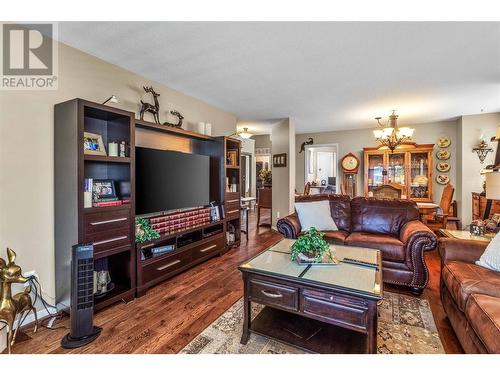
<box><xmin>340</xmin><ymin>153</ymin><xmax>360</xmax><ymax>198</ymax></box>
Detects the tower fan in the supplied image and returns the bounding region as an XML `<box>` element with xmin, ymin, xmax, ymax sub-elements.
<box><xmin>61</xmin><ymin>244</ymin><xmax>102</xmax><ymax>348</ymax></box>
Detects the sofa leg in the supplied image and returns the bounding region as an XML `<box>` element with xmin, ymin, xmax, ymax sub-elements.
<box><xmin>410</xmin><ymin>287</ymin><xmax>423</xmax><ymax>296</ymax></box>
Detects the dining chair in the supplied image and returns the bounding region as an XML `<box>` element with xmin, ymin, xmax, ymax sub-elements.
<box><xmin>257</xmin><ymin>188</ymin><xmax>272</xmax><ymax>226</ymax></box>
<box><xmin>426</xmin><ymin>183</ymin><xmax>455</xmax><ymax>232</ymax></box>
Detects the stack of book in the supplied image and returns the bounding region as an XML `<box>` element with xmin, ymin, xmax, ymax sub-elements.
<box><xmin>149</xmin><ymin>208</ymin><xmax>212</xmax><ymax>234</ymax></box>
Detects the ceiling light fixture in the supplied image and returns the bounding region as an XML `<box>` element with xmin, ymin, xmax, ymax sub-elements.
<box><xmin>373</xmin><ymin>110</ymin><xmax>414</xmax><ymax>152</ymax></box>
<box><xmin>237</xmin><ymin>127</ymin><xmax>253</xmax><ymax>139</ymax></box>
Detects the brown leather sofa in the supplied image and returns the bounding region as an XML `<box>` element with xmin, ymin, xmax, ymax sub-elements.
<box><xmin>439</xmin><ymin>238</ymin><xmax>500</xmax><ymax>353</ymax></box>
<box><xmin>276</xmin><ymin>194</ymin><xmax>437</xmax><ymax>294</ymax></box>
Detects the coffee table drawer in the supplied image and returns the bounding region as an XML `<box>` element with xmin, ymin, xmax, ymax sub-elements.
<box><xmin>249</xmin><ymin>278</ymin><xmax>298</xmax><ymax>312</ymax></box>
<box><xmin>301</xmin><ymin>289</ymin><xmax>368</xmax><ymax>331</ymax></box>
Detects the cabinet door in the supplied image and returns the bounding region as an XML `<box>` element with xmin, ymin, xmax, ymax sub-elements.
<box><xmin>366</xmin><ymin>153</ymin><xmax>385</xmax><ymax>196</ymax></box>
<box><xmin>409</xmin><ymin>151</ymin><xmax>431</xmax><ymax>200</ymax></box>
<box><xmin>387</xmin><ymin>152</ymin><xmax>407</xmax><ymax>196</ymax></box>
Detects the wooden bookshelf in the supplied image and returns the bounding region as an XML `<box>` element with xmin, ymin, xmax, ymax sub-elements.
<box><xmin>55</xmin><ymin>99</ymin><xmax>136</xmax><ymax>312</ymax></box>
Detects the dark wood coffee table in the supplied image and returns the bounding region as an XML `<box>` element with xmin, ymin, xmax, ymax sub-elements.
<box><xmin>238</xmin><ymin>239</ymin><xmax>383</xmax><ymax>354</ymax></box>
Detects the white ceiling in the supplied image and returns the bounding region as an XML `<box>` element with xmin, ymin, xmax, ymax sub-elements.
<box><xmin>59</xmin><ymin>22</ymin><xmax>500</xmax><ymax>134</ymax></box>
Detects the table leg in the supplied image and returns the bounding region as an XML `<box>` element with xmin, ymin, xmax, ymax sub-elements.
<box><xmin>245</xmin><ymin>209</ymin><xmax>249</xmax><ymax>241</ymax></box>
<box><xmin>241</xmin><ymin>279</ymin><xmax>251</xmax><ymax>344</ymax></box>
<box><xmin>366</xmin><ymin>302</ymin><xmax>378</xmax><ymax>354</ymax></box>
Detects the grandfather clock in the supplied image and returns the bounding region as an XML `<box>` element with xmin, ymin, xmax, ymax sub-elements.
<box><xmin>341</xmin><ymin>153</ymin><xmax>360</xmax><ymax>198</ymax></box>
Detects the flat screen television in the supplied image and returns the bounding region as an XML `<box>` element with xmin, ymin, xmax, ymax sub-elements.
<box><xmin>136</xmin><ymin>147</ymin><xmax>210</xmax><ymax>215</ymax></box>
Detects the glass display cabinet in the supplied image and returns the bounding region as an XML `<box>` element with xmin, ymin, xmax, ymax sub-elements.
<box><xmin>363</xmin><ymin>144</ymin><xmax>434</xmax><ymax>202</ymax></box>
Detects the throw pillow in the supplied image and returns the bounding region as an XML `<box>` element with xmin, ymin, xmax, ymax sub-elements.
<box><xmin>294</xmin><ymin>200</ymin><xmax>338</xmax><ymax>232</ymax></box>
<box><xmin>476</xmin><ymin>232</ymin><xmax>500</xmax><ymax>272</ymax></box>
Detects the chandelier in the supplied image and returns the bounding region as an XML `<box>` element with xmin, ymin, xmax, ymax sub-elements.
<box><xmin>373</xmin><ymin>110</ymin><xmax>414</xmax><ymax>152</ymax></box>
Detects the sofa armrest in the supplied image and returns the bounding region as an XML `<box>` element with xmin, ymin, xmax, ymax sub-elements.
<box><xmin>276</xmin><ymin>213</ymin><xmax>302</xmax><ymax>239</ymax></box>
<box><xmin>399</xmin><ymin>220</ymin><xmax>437</xmax><ymax>289</ymax></box>
<box><xmin>438</xmin><ymin>238</ymin><xmax>487</xmax><ymax>264</ymax></box>
<box><xmin>400</xmin><ymin>220</ymin><xmax>436</xmax><ymax>246</ymax></box>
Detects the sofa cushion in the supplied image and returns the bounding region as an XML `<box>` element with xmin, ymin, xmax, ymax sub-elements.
<box><xmin>476</xmin><ymin>231</ymin><xmax>500</xmax><ymax>272</ymax></box>
<box><xmin>442</xmin><ymin>261</ymin><xmax>500</xmax><ymax>312</ymax></box>
<box><xmin>295</xmin><ymin>194</ymin><xmax>351</xmax><ymax>232</ymax></box>
<box><xmin>350</xmin><ymin>197</ymin><xmax>419</xmax><ymax>236</ymax></box>
<box><xmin>345</xmin><ymin>232</ymin><xmax>405</xmax><ymax>262</ymax></box>
<box><xmin>465</xmin><ymin>294</ymin><xmax>500</xmax><ymax>353</ymax></box>
<box><xmin>322</xmin><ymin>230</ymin><xmax>349</xmax><ymax>245</ymax></box>
<box><xmin>295</xmin><ymin>200</ymin><xmax>338</xmax><ymax>231</ymax></box>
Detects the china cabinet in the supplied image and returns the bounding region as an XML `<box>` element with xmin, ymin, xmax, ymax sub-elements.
<box><xmin>363</xmin><ymin>144</ymin><xmax>434</xmax><ymax>202</ymax></box>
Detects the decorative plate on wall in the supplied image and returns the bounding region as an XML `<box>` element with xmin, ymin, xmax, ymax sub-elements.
<box><xmin>437</xmin><ymin>136</ymin><xmax>451</xmax><ymax>148</ymax></box>
<box><xmin>436</xmin><ymin>162</ymin><xmax>451</xmax><ymax>172</ymax></box>
<box><xmin>436</xmin><ymin>174</ymin><xmax>450</xmax><ymax>185</ymax></box>
<box><xmin>436</xmin><ymin>150</ymin><xmax>451</xmax><ymax>160</ymax></box>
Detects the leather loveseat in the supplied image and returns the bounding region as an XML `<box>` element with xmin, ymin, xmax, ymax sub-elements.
<box><xmin>276</xmin><ymin>194</ymin><xmax>437</xmax><ymax>294</ymax></box>
<box><xmin>439</xmin><ymin>238</ymin><xmax>500</xmax><ymax>353</ymax></box>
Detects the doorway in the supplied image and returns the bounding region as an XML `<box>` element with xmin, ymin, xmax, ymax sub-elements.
<box><xmin>304</xmin><ymin>144</ymin><xmax>339</xmax><ymax>194</ymax></box>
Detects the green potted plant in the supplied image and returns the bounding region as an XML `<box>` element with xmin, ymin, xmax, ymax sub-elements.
<box><xmin>259</xmin><ymin>169</ymin><xmax>272</xmax><ymax>187</ymax></box>
<box><xmin>135</xmin><ymin>217</ymin><xmax>160</xmax><ymax>243</ymax></box>
<box><xmin>290</xmin><ymin>227</ymin><xmax>335</xmax><ymax>263</ymax></box>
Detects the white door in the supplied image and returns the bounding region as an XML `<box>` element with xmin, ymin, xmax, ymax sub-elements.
<box><xmin>316</xmin><ymin>151</ymin><xmax>334</xmax><ymax>184</ymax></box>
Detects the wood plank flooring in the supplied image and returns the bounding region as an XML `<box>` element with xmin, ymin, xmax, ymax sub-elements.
<box><xmin>7</xmin><ymin>210</ymin><xmax>463</xmax><ymax>354</ymax></box>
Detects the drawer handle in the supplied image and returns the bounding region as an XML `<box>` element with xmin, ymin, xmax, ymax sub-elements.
<box><xmin>93</xmin><ymin>236</ymin><xmax>127</xmax><ymax>246</ymax></box>
<box><xmin>199</xmin><ymin>244</ymin><xmax>217</xmax><ymax>253</ymax></box>
<box><xmin>227</xmin><ymin>199</ymin><xmax>239</xmax><ymax>203</ymax></box>
<box><xmin>227</xmin><ymin>209</ymin><xmax>239</xmax><ymax>214</ymax></box>
<box><xmin>90</xmin><ymin>217</ymin><xmax>127</xmax><ymax>226</ymax></box>
<box><xmin>157</xmin><ymin>260</ymin><xmax>181</xmax><ymax>271</ymax></box>
<box><xmin>261</xmin><ymin>290</ymin><xmax>283</xmax><ymax>298</ymax></box>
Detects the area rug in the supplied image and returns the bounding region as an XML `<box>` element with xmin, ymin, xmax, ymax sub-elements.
<box><xmin>180</xmin><ymin>291</ymin><xmax>444</xmax><ymax>354</ymax></box>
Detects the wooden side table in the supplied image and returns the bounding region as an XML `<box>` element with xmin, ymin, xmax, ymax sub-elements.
<box><xmin>438</xmin><ymin>229</ymin><xmax>493</xmax><ymax>242</ymax></box>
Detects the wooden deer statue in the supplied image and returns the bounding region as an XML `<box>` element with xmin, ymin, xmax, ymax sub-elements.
<box><xmin>0</xmin><ymin>248</ymin><xmax>38</xmax><ymax>354</ymax></box>
<box><xmin>139</xmin><ymin>86</ymin><xmax>161</xmax><ymax>124</ymax></box>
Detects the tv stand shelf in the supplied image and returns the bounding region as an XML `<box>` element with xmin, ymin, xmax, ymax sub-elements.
<box><xmin>136</xmin><ymin>220</ymin><xmax>227</xmax><ymax>296</ymax></box>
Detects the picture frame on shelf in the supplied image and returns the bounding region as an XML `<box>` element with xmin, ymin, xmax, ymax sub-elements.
<box><xmin>226</xmin><ymin>150</ymin><xmax>238</xmax><ymax>167</ymax></box>
<box><xmin>273</xmin><ymin>153</ymin><xmax>287</xmax><ymax>167</ymax></box>
<box><xmin>92</xmin><ymin>179</ymin><xmax>117</xmax><ymax>202</ymax></box>
<box><xmin>83</xmin><ymin>131</ymin><xmax>107</xmax><ymax>156</ymax></box>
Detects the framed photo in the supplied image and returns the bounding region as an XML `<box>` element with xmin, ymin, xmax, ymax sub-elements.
<box><xmin>84</xmin><ymin>131</ymin><xmax>107</xmax><ymax>156</ymax></box>
<box><xmin>226</xmin><ymin>150</ymin><xmax>238</xmax><ymax>167</ymax></box>
<box><xmin>273</xmin><ymin>153</ymin><xmax>287</xmax><ymax>168</ymax></box>
<box><xmin>92</xmin><ymin>179</ymin><xmax>117</xmax><ymax>202</ymax></box>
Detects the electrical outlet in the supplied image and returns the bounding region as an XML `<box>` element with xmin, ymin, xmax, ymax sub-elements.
<box><xmin>24</xmin><ymin>270</ymin><xmax>38</xmax><ymax>280</ymax></box>
<box><xmin>276</xmin><ymin>211</ymin><xmax>280</xmax><ymax>219</ymax></box>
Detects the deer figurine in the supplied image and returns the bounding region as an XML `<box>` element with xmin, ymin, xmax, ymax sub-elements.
<box><xmin>0</xmin><ymin>248</ymin><xmax>37</xmax><ymax>354</ymax></box>
<box><xmin>139</xmin><ymin>86</ymin><xmax>161</xmax><ymax>124</ymax></box>
<box><xmin>163</xmin><ymin>110</ymin><xmax>184</xmax><ymax>129</ymax></box>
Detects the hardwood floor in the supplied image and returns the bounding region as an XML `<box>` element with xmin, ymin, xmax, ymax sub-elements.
<box><xmin>7</xmin><ymin>210</ymin><xmax>463</xmax><ymax>354</ymax></box>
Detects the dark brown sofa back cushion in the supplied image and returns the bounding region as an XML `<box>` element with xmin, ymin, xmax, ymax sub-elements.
<box><xmin>350</xmin><ymin>197</ymin><xmax>419</xmax><ymax>236</ymax></box>
<box><xmin>295</xmin><ymin>194</ymin><xmax>352</xmax><ymax>231</ymax></box>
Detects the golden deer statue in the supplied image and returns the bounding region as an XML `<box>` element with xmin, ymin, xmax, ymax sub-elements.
<box><xmin>0</xmin><ymin>248</ymin><xmax>38</xmax><ymax>354</ymax></box>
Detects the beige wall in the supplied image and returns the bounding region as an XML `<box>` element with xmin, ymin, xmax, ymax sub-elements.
<box><xmin>458</xmin><ymin>112</ymin><xmax>500</xmax><ymax>225</ymax></box>
<box><xmin>0</xmin><ymin>41</ymin><xmax>237</xmax><ymax>304</ymax></box>
<box><xmin>270</xmin><ymin>119</ymin><xmax>295</xmax><ymax>227</ymax></box>
<box><xmin>253</xmin><ymin>134</ymin><xmax>272</xmax><ymax>149</ymax></box>
<box><xmin>296</xmin><ymin>120</ymin><xmax>458</xmax><ymax>203</ymax></box>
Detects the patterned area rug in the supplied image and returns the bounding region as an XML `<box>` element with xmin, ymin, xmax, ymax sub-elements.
<box><xmin>181</xmin><ymin>291</ymin><xmax>444</xmax><ymax>354</ymax></box>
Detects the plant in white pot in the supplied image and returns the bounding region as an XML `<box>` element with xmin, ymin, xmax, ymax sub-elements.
<box><xmin>290</xmin><ymin>228</ymin><xmax>336</xmax><ymax>263</ymax></box>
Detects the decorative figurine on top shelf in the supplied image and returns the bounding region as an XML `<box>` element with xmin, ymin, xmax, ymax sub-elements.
<box><xmin>163</xmin><ymin>110</ymin><xmax>184</xmax><ymax>129</ymax></box>
<box><xmin>140</xmin><ymin>86</ymin><xmax>161</xmax><ymax>124</ymax></box>
<box><xmin>0</xmin><ymin>248</ymin><xmax>38</xmax><ymax>354</ymax></box>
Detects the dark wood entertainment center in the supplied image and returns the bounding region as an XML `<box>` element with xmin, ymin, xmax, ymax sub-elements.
<box><xmin>55</xmin><ymin>99</ymin><xmax>241</xmax><ymax>310</ymax></box>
